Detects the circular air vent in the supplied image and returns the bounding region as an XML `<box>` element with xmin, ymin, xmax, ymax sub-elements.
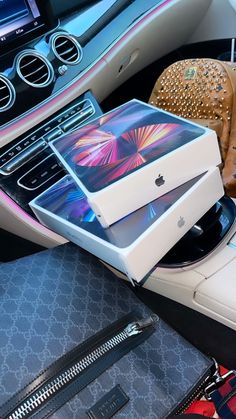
<box><xmin>51</xmin><ymin>33</ymin><xmax>83</xmax><ymax>65</ymax></box>
<box><xmin>0</xmin><ymin>76</ymin><xmax>16</xmax><ymax>112</ymax></box>
<box><xmin>17</xmin><ymin>51</ymin><xmax>54</xmax><ymax>88</ymax></box>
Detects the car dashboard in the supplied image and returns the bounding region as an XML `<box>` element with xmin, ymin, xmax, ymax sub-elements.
<box><xmin>0</xmin><ymin>0</ymin><xmax>167</xmax><ymax>135</ymax></box>
<box><xmin>2</xmin><ymin>0</ymin><xmax>236</xmax><ymax>337</ymax></box>
<box><xmin>0</xmin><ymin>0</ymin><xmax>211</xmax><ymax>247</ymax></box>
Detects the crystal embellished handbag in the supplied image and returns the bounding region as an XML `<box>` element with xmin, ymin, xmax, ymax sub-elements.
<box><xmin>149</xmin><ymin>58</ymin><xmax>236</xmax><ymax>197</ymax></box>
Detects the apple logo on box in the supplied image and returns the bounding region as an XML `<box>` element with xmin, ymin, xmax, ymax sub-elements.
<box><xmin>177</xmin><ymin>217</ymin><xmax>185</xmax><ymax>228</ymax></box>
<box><xmin>155</xmin><ymin>174</ymin><xmax>165</xmax><ymax>187</ymax></box>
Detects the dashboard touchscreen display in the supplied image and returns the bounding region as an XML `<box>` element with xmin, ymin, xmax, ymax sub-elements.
<box><xmin>0</xmin><ymin>0</ymin><xmax>47</xmax><ymax>48</ymax></box>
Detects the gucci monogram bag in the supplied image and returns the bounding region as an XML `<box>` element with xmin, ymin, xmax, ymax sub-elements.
<box><xmin>0</xmin><ymin>244</ymin><xmax>214</xmax><ymax>418</ymax></box>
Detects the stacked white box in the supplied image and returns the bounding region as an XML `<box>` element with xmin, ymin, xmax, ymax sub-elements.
<box><xmin>50</xmin><ymin>100</ymin><xmax>221</xmax><ymax>227</ymax></box>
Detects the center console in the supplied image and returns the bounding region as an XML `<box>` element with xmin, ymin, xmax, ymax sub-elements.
<box><xmin>0</xmin><ymin>91</ymin><xmax>102</xmax><ymax>215</ymax></box>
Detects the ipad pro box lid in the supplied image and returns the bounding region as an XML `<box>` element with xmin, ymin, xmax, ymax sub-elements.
<box><xmin>50</xmin><ymin>100</ymin><xmax>221</xmax><ymax>227</ymax></box>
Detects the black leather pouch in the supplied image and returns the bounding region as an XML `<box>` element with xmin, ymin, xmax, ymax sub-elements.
<box><xmin>0</xmin><ymin>244</ymin><xmax>214</xmax><ymax>418</ymax></box>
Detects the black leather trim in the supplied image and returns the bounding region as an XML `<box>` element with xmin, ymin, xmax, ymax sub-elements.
<box><xmin>87</xmin><ymin>385</ymin><xmax>129</xmax><ymax>419</ymax></box>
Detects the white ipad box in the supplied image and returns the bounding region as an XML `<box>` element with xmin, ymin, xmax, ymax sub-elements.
<box><xmin>30</xmin><ymin>167</ymin><xmax>224</xmax><ymax>284</ymax></box>
<box><xmin>49</xmin><ymin>99</ymin><xmax>221</xmax><ymax>227</ymax></box>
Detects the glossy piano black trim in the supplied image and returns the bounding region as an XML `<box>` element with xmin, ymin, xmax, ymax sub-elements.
<box><xmin>158</xmin><ymin>197</ymin><xmax>236</xmax><ymax>269</ymax></box>
<box><xmin>0</xmin><ymin>91</ymin><xmax>102</xmax><ymax>217</ymax></box>
<box><xmin>51</xmin><ymin>0</ymin><xmax>99</xmax><ymax>18</ymax></box>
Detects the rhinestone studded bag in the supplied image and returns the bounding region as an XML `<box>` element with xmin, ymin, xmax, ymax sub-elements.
<box><xmin>149</xmin><ymin>58</ymin><xmax>236</xmax><ymax>197</ymax></box>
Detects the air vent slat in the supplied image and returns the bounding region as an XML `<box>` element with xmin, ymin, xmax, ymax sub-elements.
<box><xmin>0</xmin><ymin>76</ymin><xmax>15</xmax><ymax>112</ymax></box>
<box><xmin>56</xmin><ymin>40</ymin><xmax>68</xmax><ymax>48</ymax></box>
<box><xmin>17</xmin><ymin>52</ymin><xmax>53</xmax><ymax>88</ymax></box>
<box><xmin>52</xmin><ymin>34</ymin><xmax>82</xmax><ymax>65</ymax></box>
<box><xmin>59</xmin><ymin>46</ymin><xmax>75</xmax><ymax>56</ymax></box>
<box><xmin>0</xmin><ymin>95</ymin><xmax>10</xmax><ymax>103</ymax></box>
<box><xmin>20</xmin><ymin>57</ymin><xmax>38</xmax><ymax>69</ymax></box>
<box><xmin>32</xmin><ymin>73</ymin><xmax>49</xmax><ymax>84</ymax></box>
<box><xmin>0</xmin><ymin>94</ymin><xmax>10</xmax><ymax>103</ymax></box>
<box><xmin>64</xmin><ymin>52</ymin><xmax>79</xmax><ymax>61</ymax></box>
<box><xmin>24</xmin><ymin>64</ymin><xmax>47</xmax><ymax>79</ymax></box>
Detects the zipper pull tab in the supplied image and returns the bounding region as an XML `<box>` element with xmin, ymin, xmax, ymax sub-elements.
<box><xmin>125</xmin><ymin>314</ymin><xmax>159</xmax><ymax>337</ymax></box>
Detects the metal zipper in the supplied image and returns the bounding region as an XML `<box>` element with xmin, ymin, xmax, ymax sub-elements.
<box><xmin>6</xmin><ymin>314</ymin><xmax>158</xmax><ymax>419</ymax></box>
